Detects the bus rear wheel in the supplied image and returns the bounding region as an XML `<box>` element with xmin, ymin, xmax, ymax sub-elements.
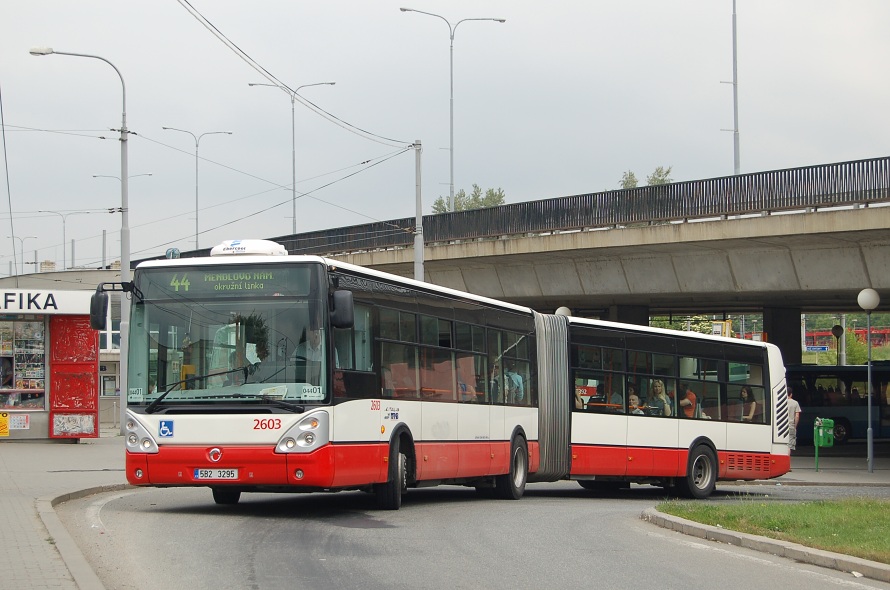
<box><xmin>678</xmin><ymin>445</ymin><xmax>717</xmax><ymax>499</ymax></box>
<box><xmin>375</xmin><ymin>439</ymin><xmax>408</xmax><ymax>510</ymax></box>
<box><xmin>495</xmin><ymin>436</ymin><xmax>528</xmax><ymax>500</ymax></box>
<box><xmin>212</xmin><ymin>488</ymin><xmax>241</xmax><ymax>505</ymax></box>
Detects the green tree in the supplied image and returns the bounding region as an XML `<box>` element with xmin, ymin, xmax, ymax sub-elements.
<box><xmin>646</xmin><ymin>166</ymin><xmax>673</xmax><ymax>185</ymax></box>
<box><xmin>431</xmin><ymin>184</ymin><xmax>506</xmax><ymax>213</ymax></box>
<box><xmin>619</xmin><ymin>170</ymin><xmax>639</xmax><ymax>189</ymax></box>
<box><xmin>650</xmin><ymin>315</ymin><xmax>714</xmax><ymax>335</ymax></box>
<box><xmin>618</xmin><ymin>166</ymin><xmax>672</xmax><ymax>190</ymax></box>
<box><xmin>843</xmin><ymin>329</ymin><xmax>869</xmax><ymax>365</ymax></box>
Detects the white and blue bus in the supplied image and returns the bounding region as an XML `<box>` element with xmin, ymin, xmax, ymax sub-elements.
<box><xmin>785</xmin><ymin>363</ymin><xmax>890</xmax><ymax>444</ymax></box>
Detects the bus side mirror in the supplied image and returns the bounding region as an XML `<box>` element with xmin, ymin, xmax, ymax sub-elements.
<box><xmin>330</xmin><ymin>290</ymin><xmax>354</xmax><ymax>329</ymax></box>
<box><xmin>89</xmin><ymin>288</ymin><xmax>109</xmax><ymax>330</ymax></box>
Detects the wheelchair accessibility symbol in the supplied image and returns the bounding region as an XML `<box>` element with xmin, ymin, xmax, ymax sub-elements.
<box><xmin>159</xmin><ymin>421</ymin><xmax>174</xmax><ymax>437</ymax></box>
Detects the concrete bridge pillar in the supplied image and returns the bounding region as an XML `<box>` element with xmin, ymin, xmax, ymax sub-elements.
<box><xmin>608</xmin><ymin>305</ymin><xmax>650</xmax><ymax>327</ymax></box>
<box><xmin>763</xmin><ymin>307</ymin><xmax>802</xmax><ymax>366</ymax></box>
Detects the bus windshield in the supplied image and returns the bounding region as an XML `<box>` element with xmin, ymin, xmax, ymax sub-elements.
<box><xmin>127</xmin><ymin>263</ymin><xmax>334</xmax><ymax>408</ymax></box>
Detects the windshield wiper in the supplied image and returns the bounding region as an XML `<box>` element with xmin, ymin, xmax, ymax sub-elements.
<box><xmin>230</xmin><ymin>393</ymin><xmax>305</xmax><ymax>413</ymax></box>
<box><xmin>145</xmin><ymin>364</ymin><xmax>256</xmax><ymax>414</ymax></box>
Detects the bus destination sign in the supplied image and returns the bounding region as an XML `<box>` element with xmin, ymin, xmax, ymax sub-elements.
<box><xmin>138</xmin><ymin>265</ymin><xmax>315</xmax><ymax>299</ymax></box>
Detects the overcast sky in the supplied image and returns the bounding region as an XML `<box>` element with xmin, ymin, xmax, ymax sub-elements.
<box><xmin>2</xmin><ymin>1</ymin><xmax>888</xmax><ymax>273</ymax></box>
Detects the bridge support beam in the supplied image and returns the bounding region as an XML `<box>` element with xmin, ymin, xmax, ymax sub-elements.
<box><xmin>607</xmin><ymin>305</ymin><xmax>650</xmax><ymax>327</ymax></box>
<box><xmin>763</xmin><ymin>307</ymin><xmax>802</xmax><ymax>365</ymax></box>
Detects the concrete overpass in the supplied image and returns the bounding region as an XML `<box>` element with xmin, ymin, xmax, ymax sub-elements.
<box><xmin>340</xmin><ymin>204</ymin><xmax>890</xmax><ymax>365</ymax></box>
<box><xmin>168</xmin><ymin>156</ymin><xmax>890</xmax><ymax>364</ymax></box>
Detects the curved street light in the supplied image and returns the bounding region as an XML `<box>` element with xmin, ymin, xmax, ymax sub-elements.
<box><xmin>400</xmin><ymin>7</ymin><xmax>505</xmax><ymax>212</ymax></box>
<box><xmin>93</xmin><ymin>173</ymin><xmax>152</xmax><ymax>182</ymax></box>
<box><xmin>249</xmin><ymin>81</ymin><xmax>335</xmax><ymax>235</ymax></box>
<box><xmin>7</xmin><ymin>235</ymin><xmax>37</xmax><ymax>275</ymax></box>
<box><xmin>31</xmin><ymin>45</ymin><xmax>131</xmax><ymax>432</ymax></box>
<box><xmin>162</xmin><ymin>127</ymin><xmax>232</xmax><ymax>249</ymax></box>
<box><xmin>37</xmin><ymin>210</ymin><xmax>92</xmax><ymax>270</ymax></box>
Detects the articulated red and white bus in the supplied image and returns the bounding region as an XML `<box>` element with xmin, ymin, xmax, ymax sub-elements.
<box><xmin>90</xmin><ymin>239</ymin><xmax>790</xmax><ymax>509</ymax></box>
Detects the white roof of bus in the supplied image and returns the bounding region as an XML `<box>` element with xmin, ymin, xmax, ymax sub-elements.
<box><xmin>567</xmin><ymin>315</ymin><xmax>777</xmax><ymax>351</ymax></box>
<box><xmin>137</xmin><ymin>242</ymin><xmax>779</xmax><ymax>352</ymax></box>
<box><xmin>135</xmin><ymin>248</ymin><xmax>534</xmax><ymax>315</ymax></box>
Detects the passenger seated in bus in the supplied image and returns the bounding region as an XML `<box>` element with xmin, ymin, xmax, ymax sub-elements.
<box><xmin>627</xmin><ymin>392</ymin><xmax>644</xmax><ymax>415</ymax></box>
<box><xmin>574</xmin><ymin>389</ymin><xmax>584</xmax><ymax>410</ymax></box>
<box><xmin>626</xmin><ymin>383</ymin><xmax>639</xmax><ymax>407</ymax></box>
<box><xmin>647</xmin><ymin>379</ymin><xmax>672</xmax><ymax>416</ymax></box>
<box><xmin>678</xmin><ymin>383</ymin><xmax>697</xmax><ymax>418</ymax></box>
<box><xmin>740</xmin><ymin>385</ymin><xmax>757</xmax><ymax>421</ymax></box>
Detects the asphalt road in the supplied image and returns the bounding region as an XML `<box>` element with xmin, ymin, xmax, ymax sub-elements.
<box><xmin>58</xmin><ymin>480</ymin><xmax>890</xmax><ymax>590</ymax></box>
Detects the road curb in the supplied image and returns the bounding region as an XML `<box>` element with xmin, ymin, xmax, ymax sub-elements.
<box><xmin>641</xmin><ymin>507</ymin><xmax>890</xmax><ymax>584</ymax></box>
<box><xmin>37</xmin><ymin>484</ymin><xmax>134</xmax><ymax>590</ymax></box>
<box><xmin>722</xmin><ymin>480</ymin><xmax>890</xmax><ymax>488</ymax></box>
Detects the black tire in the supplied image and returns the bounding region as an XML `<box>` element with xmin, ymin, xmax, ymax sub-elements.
<box><xmin>212</xmin><ymin>488</ymin><xmax>241</xmax><ymax>505</ymax></box>
<box><xmin>679</xmin><ymin>444</ymin><xmax>717</xmax><ymax>499</ymax></box>
<box><xmin>833</xmin><ymin>419</ymin><xmax>851</xmax><ymax>444</ymax></box>
<box><xmin>375</xmin><ymin>439</ymin><xmax>407</xmax><ymax>510</ymax></box>
<box><xmin>495</xmin><ymin>436</ymin><xmax>528</xmax><ymax>500</ymax></box>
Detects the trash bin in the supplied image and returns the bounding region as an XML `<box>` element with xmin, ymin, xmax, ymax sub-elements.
<box><xmin>814</xmin><ymin>417</ymin><xmax>835</xmax><ymax>448</ymax></box>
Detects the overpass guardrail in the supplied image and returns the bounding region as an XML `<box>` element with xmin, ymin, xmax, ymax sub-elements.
<box><xmin>188</xmin><ymin>156</ymin><xmax>890</xmax><ymax>259</ymax></box>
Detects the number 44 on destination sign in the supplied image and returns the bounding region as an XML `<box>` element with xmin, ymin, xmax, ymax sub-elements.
<box><xmin>169</xmin><ymin>274</ymin><xmax>191</xmax><ymax>292</ymax></box>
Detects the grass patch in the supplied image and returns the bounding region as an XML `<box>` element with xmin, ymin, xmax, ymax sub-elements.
<box><xmin>658</xmin><ymin>497</ymin><xmax>890</xmax><ymax>565</ymax></box>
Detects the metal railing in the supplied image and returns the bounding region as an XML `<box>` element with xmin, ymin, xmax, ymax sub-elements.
<box><xmin>187</xmin><ymin>156</ymin><xmax>890</xmax><ymax>259</ymax></box>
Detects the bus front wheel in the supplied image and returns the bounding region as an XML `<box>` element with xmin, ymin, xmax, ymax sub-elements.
<box><xmin>495</xmin><ymin>436</ymin><xmax>528</xmax><ymax>500</ymax></box>
<box><xmin>375</xmin><ymin>439</ymin><xmax>408</xmax><ymax>510</ymax></box>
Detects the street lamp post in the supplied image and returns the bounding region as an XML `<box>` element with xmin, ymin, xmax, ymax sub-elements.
<box><xmin>858</xmin><ymin>288</ymin><xmax>880</xmax><ymax>473</ymax></box>
<box><xmin>31</xmin><ymin>46</ymin><xmax>131</xmax><ymax>432</ymax></box>
<box><xmin>162</xmin><ymin>127</ymin><xmax>231</xmax><ymax>249</ymax></box>
<box><xmin>249</xmin><ymin>81</ymin><xmax>335</xmax><ymax>235</ymax></box>
<box><xmin>400</xmin><ymin>7</ymin><xmax>505</xmax><ymax>212</ymax></box>
<box><xmin>37</xmin><ymin>210</ymin><xmax>91</xmax><ymax>270</ymax></box>
<box><xmin>7</xmin><ymin>235</ymin><xmax>37</xmax><ymax>274</ymax></box>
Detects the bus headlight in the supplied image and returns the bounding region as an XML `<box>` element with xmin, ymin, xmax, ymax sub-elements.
<box><xmin>276</xmin><ymin>411</ymin><xmax>329</xmax><ymax>453</ymax></box>
<box><xmin>125</xmin><ymin>412</ymin><xmax>159</xmax><ymax>454</ymax></box>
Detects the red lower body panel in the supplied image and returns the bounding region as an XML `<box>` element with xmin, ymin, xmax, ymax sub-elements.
<box><xmin>127</xmin><ymin>444</ymin><xmax>383</xmax><ymax>489</ymax></box>
<box><xmin>720</xmin><ymin>450</ymin><xmax>790</xmax><ymax>480</ymax></box>
<box><xmin>570</xmin><ymin>444</ymin><xmax>790</xmax><ymax>481</ymax></box>
<box><xmin>127</xmin><ymin>439</ymin><xmax>534</xmax><ymax>489</ymax></box>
